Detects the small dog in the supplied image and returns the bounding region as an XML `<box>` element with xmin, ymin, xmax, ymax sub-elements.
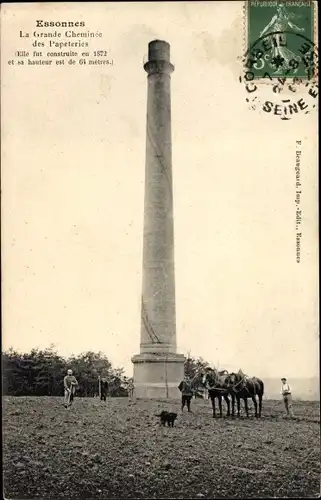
<box><xmin>156</xmin><ymin>410</ymin><xmax>178</xmax><ymax>427</ymax></box>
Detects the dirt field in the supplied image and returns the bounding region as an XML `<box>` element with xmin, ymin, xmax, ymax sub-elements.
<box><xmin>3</xmin><ymin>396</ymin><xmax>320</xmax><ymax>499</ymax></box>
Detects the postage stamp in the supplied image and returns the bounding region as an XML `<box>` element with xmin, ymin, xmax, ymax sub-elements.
<box><xmin>245</xmin><ymin>0</ymin><xmax>317</xmax><ymax>80</ymax></box>
<box><xmin>240</xmin><ymin>1</ymin><xmax>318</xmax><ymax>119</ymax></box>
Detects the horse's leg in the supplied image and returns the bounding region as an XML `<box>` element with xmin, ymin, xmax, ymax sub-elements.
<box><xmin>252</xmin><ymin>395</ymin><xmax>258</xmax><ymax>417</ymax></box>
<box><xmin>218</xmin><ymin>396</ymin><xmax>223</xmax><ymax>418</ymax></box>
<box><xmin>231</xmin><ymin>394</ymin><xmax>235</xmax><ymax>417</ymax></box>
<box><xmin>224</xmin><ymin>395</ymin><xmax>230</xmax><ymax>417</ymax></box>
<box><xmin>211</xmin><ymin>395</ymin><xmax>216</xmax><ymax>418</ymax></box>
<box><xmin>244</xmin><ymin>398</ymin><xmax>249</xmax><ymax>417</ymax></box>
<box><xmin>258</xmin><ymin>394</ymin><xmax>262</xmax><ymax>417</ymax></box>
<box><xmin>237</xmin><ymin>396</ymin><xmax>241</xmax><ymax>417</ymax></box>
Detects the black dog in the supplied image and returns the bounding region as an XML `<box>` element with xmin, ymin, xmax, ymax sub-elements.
<box><xmin>156</xmin><ymin>411</ymin><xmax>178</xmax><ymax>427</ymax></box>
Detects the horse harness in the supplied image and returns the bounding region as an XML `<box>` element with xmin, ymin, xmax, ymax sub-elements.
<box><xmin>205</xmin><ymin>371</ymin><xmax>229</xmax><ymax>393</ymax></box>
<box><xmin>231</xmin><ymin>375</ymin><xmax>257</xmax><ymax>396</ymax></box>
<box><xmin>202</xmin><ymin>370</ymin><xmax>256</xmax><ymax>396</ymax></box>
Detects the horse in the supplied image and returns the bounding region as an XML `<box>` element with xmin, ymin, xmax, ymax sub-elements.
<box><xmin>225</xmin><ymin>371</ymin><xmax>264</xmax><ymax>418</ymax></box>
<box><xmin>201</xmin><ymin>368</ymin><xmax>232</xmax><ymax>418</ymax></box>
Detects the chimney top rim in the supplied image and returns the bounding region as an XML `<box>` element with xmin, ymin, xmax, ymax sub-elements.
<box><xmin>149</xmin><ymin>39</ymin><xmax>170</xmax><ymax>46</ymax></box>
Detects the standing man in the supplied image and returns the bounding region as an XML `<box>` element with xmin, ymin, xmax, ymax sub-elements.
<box><xmin>127</xmin><ymin>378</ymin><xmax>135</xmax><ymax>400</ymax></box>
<box><xmin>100</xmin><ymin>378</ymin><xmax>109</xmax><ymax>402</ymax></box>
<box><xmin>178</xmin><ymin>375</ymin><xmax>194</xmax><ymax>412</ymax></box>
<box><xmin>64</xmin><ymin>369</ymin><xmax>78</xmax><ymax>409</ymax></box>
<box><xmin>281</xmin><ymin>377</ymin><xmax>294</xmax><ymax>417</ymax></box>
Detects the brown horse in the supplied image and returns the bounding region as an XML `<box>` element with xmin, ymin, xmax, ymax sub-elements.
<box><xmin>225</xmin><ymin>371</ymin><xmax>264</xmax><ymax>418</ymax></box>
<box><xmin>202</xmin><ymin>368</ymin><xmax>232</xmax><ymax>418</ymax></box>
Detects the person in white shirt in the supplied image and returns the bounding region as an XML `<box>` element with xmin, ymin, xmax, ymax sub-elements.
<box><xmin>281</xmin><ymin>377</ymin><xmax>294</xmax><ymax>417</ymax></box>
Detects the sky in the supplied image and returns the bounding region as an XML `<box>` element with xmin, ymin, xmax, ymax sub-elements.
<box><xmin>1</xmin><ymin>2</ymin><xmax>319</xmax><ymax>379</ymax></box>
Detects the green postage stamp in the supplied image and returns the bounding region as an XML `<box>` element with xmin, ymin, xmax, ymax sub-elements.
<box><xmin>245</xmin><ymin>1</ymin><xmax>317</xmax><ymax>79</ymax></box>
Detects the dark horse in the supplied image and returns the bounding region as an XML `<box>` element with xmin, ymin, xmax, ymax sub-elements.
<box><xmin>201</xmin><ymin>369</ymin><xmax>232</xmax><ymax>418</ymax></box>
<box><xmin>225</xmin><ymin>371</ymin><xmax>264</xmax><ymax>418</ymax></box>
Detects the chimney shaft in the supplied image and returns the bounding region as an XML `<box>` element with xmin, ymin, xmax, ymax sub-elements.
<box><xmin>132</xmin><ymin>40</ymin><xmax>185</xmax><ymax>399</ymax></box>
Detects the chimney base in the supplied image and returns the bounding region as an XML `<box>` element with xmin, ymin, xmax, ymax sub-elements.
<box><xmin>132</xmin><ymin>352</ymin><xmax>185</xmax><ymax>399</ymax></box>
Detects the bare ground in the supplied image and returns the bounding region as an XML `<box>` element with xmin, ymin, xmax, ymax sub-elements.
<box><xmin>3</xmin><ymin>396</ymin><xmax>320</xmax><ymax>499</ymax></box>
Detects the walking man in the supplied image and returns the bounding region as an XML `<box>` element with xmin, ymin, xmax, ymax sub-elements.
<box><xmin>281</xmin><ymin>377</ymin><xmax>294</xmax><ymax>417</ymax></box>
<box><xmin>64</xmin><ymin>369</ymin><xmax>78</xmax><ymax>409</ymax></box>
<box><xmin>178</xmin><ymin>375</ymin><xmax>194</xmax><ymax>412</ymax></box>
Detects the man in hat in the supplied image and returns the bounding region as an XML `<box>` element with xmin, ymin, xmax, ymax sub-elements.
<box><xmin>178</xmin><ymin>375</ymin><xmax>194</xmax><ymax>412</ymax></box>
<box><xmin>281</xmin><ymin>377</ymin><xmax>294</xmax><ymax>417</ymax></box>
<box><xmin>64</xmin><ymin>369</ymin><xmax>78</xmax><ymax>409</ymax></box>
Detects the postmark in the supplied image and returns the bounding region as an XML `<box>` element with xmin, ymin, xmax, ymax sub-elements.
<box><xmin>240</xmin><ymin>1</ymin><xmax>318</xmax><ymax>119</ymax></box>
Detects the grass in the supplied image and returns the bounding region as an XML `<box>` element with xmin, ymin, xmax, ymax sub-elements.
<box><xmin>3</xmin><ymin>396</ymin><xmax>320</xmax><ymax>499</ymax></box>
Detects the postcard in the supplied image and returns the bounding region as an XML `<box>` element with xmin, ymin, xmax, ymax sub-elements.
<box><xmin>1</xmin><ymin>2</ymin><xmax>319</xmax><ymax>498</ymax></box>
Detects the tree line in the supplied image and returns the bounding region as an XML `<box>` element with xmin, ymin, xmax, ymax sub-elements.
<box><xmin>2</xmin><ymin>346</ymin><xmax>128</xmax><ymax>397</ymax></box>
<box><xmin>2</xmin><ymin>345</ymin><xmax>212</xmax><ymax>397</ymax></box>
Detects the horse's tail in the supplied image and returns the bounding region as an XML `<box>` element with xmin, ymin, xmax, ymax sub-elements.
<box><xmin>257</xmin><ymin>378</ymin><xmax>264</xmax><ymax>397</ymax></box>
<box><xmin>251</xmin><ymin>377</ymin><xmax>264</xmax><ymax>396</ymax></box>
